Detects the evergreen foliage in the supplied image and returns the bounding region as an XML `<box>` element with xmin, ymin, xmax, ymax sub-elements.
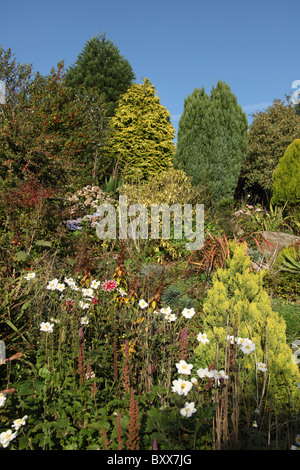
<box><xmin>174</xmin><ymin>81</ymin><xmax>248</xmax><ymax>203</ymax></box>
<box><xmin>271</xmin><ymin>139</ymin><xmax>300</xmax><ymax>206</ymax></box>
<box><xmin>65</xmin><ymin>33</ymin><xmax>135</xmax><ymax>115</ymax></box>
<box><xmin>194</xmin><ymin>242</ymin><xmax>300</xmax><ymax>406</ymax></box>
<box><xmin>108</xmin><ymin>78</ymin><xmax>176</xmax><ymax>180</ymax></box>
<box><xmin>239</xmin><ymin>99</ymin><xmax>300</xmax><ymax>201</ymax></box>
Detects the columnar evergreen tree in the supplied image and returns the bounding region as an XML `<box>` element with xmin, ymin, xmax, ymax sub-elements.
<box><xmin>108</xmin><ymin>78</ymin><xmax>176</xmax><ymax>180</ymax></box>
<box><xmin>271</xmin><ymin>139</ymin><xmax>300</xmax><ymax>206</ymax></box>
<box><xmin>174</xmin><ymin>87</ymin><xmax>211</xmax><ymax>190</ymax></box>
<box><xmin>65</xmin><ymin>33</ymin><xmax>135</xmax><ymax>115</ymax></box>
<box><xmin>174</xmin><ymin>81</ymin><xmax>248</xmax><ymax>203</ymax></box>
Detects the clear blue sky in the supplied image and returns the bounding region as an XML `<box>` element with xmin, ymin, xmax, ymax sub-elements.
<box><xmin>1</xmin><ymin>0</ymin><xmax>299</xmax><ymax>136</ymax></box>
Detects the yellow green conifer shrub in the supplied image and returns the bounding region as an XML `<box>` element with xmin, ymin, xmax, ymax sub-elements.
<box><xmin>107</xmin><ymin>78</ymin><xmax>176</xmax><ymax>181</ymax></box>
<box><xmin>194</xmin><ymin>242</ymin><xmax>300</xmax><ymax>407</ymax></box>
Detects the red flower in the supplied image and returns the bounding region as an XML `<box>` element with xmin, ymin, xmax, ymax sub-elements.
<box><xmin>101</xmin><ymin>279</ymin><xmax>118</xmax><ymax>292</ymax></box>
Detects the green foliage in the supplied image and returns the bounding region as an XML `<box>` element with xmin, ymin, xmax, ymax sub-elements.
<box><xmin>0</xmin><ymin>61</ymin><xmax>95</xmax><ymax>186</ymax></box>
<box><xmin>174</xmin><ymin>81</ymin><xmax>248</xmax><ymax>202</ymax></box>
<box><xmin>271</xmin><ymin>139</ymin><xmax>300</xmax><ymax>206</ymax></box>
<box><xmin>276</xmin><ymin>243</ymin><xmax>300</xmax><ymax>275</ymax></box>
<box><xmin>194</xmin><ymin>242</ymin><xmax>300</xmax><ymax>406</ymax></box>
<box><xmin>240</xmin><ymin>99</ymin><xmax>300</xmax><ymax>201</ymax></box>
<box><xmin>65</xmin><ymin>32</ymin><xmax>135</xmax><ymax>116</ymax></box>
<box><xmin>108</xmin><ymin>78</ymin><xmax>176</xmax><ymax>180</ymax></box>
<box><xmin>0</xmin><ymin>46</ymin><xmax>33</xmax><ymax>107</ymax></box>
<box><xmin>271</xmin><ymin>299</ymin><xmax>300</xmax><ymax>344</ymax></box>
<box><xmin>119</xmin><ymin>167</ymin><xmax>201</xmax><ymax>208</ymax></box>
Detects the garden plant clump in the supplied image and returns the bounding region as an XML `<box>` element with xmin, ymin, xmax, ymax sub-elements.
<box><xmin>0</xmin><ymin>43</ymin><xmax>299</xmax><ymax>451</ymax></box>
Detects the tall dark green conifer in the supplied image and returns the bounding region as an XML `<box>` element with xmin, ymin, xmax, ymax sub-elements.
<box><xmin>174</xmin><ymin>81</ymin><xmax>248</xmax><ymax>202</ymax></box>
<box><xmin>65</xmin><ymin>33</ymin><xmax>135</xmax><ymax>115</ymax></box>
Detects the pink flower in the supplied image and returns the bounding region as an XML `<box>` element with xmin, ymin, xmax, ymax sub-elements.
<box><xmin>101</xmin><ymin>279</ymin><xmax>118</xmax><ymax>292</ymax></box>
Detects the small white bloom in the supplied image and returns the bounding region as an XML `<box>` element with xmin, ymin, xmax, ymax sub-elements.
<box><xmin>180</xmin><ymin>402</ymin><xmax>197</xmax><ymax>418</ymax></box>
<box><xmin>165</xmin><ymin>312</ymin><xmax>177</xmax><ymax>322</ymax></box>
<box><xmin>79</xmin><ymin>301</ymin><xmax>90</xmax><ymax>309</ymax></box>
<box><xmin>40</xmin><ymin>322</ymin><xmax>54</xmax><ymax>333</ymax></box>
<box><xmin>47</xmin><ymin>278</ymin><xmax>59</xmax><ymax>290</ymax></box>
<box><xmin>82</xmin><ymin>288</ymin><xmax>94</xmax><ymax>298</ymax></box>
<box><xmin>226</xmin><ymin>335</ymin><xmax>235</xmax><ymax>344</ymax></box>
<box><xmin>256</xmin><ymin>362</ymin><xmax>268</xmax><ymax>372</ymax></box>
<box><xmin>172</xmin><ymin>379</ymin><xmax>193</xmax><ymax>396</ymax></box>
<box><xmin>50</xmin><ymin>317</ymin><xmax>60</xmax><ymax>323</ymax></box>
<box><xmin>240</xmin><ymin>339</ymin><xmax>256</xmax><ymax>355</ymax></box>
<box><xmin>213</xmin><ymin>370</ymin><xmax>229</xmax><ymax>385</ymax></box>
<box><xmin>12</xmin><ymin>415</ymin><xmax>28</xmax><ymax>430</ymax></box>
<box><xmin>56</xmin><ymin>283</ymin><xmax>65</xmax><ymax>292</ymax></box>
<box><xmin>80</xmin><ymin>316</ymin><xmax>89</xmax><ymax>325</ymax></box>
<box><xmin>181</xmin><ymin>307</ymin><xmax>195</xmax><ymax>319</ymax></box>
<box><xmin>252</xmin><ymin>421</ymin><xmax>258</xmax><ymax>428</ymax></box>
<box><xmin>0</xmin><ymin>429</ymin><xmax>18</xmax><ymax>448</ymax></box>
<box><xmin>235</xmin><ymin>337</ymin><xmax>245</xmax><ymax>345</ymax></box>
<box><xmin>139</xmin><ymin>299</ymin><xmax>148</xmax><ymax>309</ymax></box>
<box><xmin>24</xmin><ymin>272</ymin><xmax>35</xmax><ymax>280</ymax></box>
<box><xmin>197</xmin><ymin>367</ymin><xmax>215</xmax><ymax>379</ymax></box>
<box><xmin>90</xmin><ymin>280</ymin><xmax>100</xmax><ymax>289</ymax></box>
<box><xmin>119</xmin><ymin>288</ymin><xmax>127</xmax><ymax>297</ymax></box>
<box><xmin>191</xmin><ymin>377</ymin><xmax>198</xmax><ymax>384</ymax></box>
<box><xmin>176</xmin><ymin>360</ymin><xmax>193</xmax><ymax>375</ymax></box>
<box><xmin>160</xmin><ymin>306</ymin><xmax>172</xmax><ymax>315</ymax></box>
<box><xmin>197</xmin><ymin>332</ymin><xmax>209</xmax><ymax>344</ymax></box>
<box><xmin>0</xmin><ymin>392</ymin><xmax>6</xmax><ymax>407</ymax></box>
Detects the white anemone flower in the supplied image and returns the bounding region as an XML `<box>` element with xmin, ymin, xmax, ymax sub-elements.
<box><xmin>181</xmin><ymin>308</ymin><xmax>195</xmax><ymax>319</ymax></box>
<box><xmin>180</xmin><ymin>402</ymin><xmax>197</xmax><ymax>418</ymax></box>
<box><xmin>79</xmin><ymin>301</ymin><xmax>90</xmax><ymax>310</ymax></box>
<box><xmin>0</xmin><ymin>393</ymin><xmax>6</xmax><ymax>407</ymax></box>
<box><xmin>56</xmin><ymin>283</ymin><xmax>65</xmax><ymax>292</ymax></box>
<box><xmin>139</xmin><ymin>299</ymin><xmax>148</xmax><ymax>309</ymax></box>
<box><xmin>172</xmin><ymin>378</ymin><xmax>193</xmax><ymax>396</ymax></box>
<box><xmin>47</xmin><ymin>278</ymin><xmax>59</xmax><ymax>290</ymax></box>
<box><xmin>24</xmin><ymin>272</ymin><xmax>36</xmax><ymax>280</ymax></box>
<box><xmin>165</xmin><ymin>312</ymin><xmax>177</xmax><ymax>322</ymax></box>
<box><xmin>197</xmin><ymin>332</ymin><xmax>209</xmax><ymax>344</ymax></box>
<box><xmin>240</xmin><ymin>339</ymin><xmax>256</xmax><ymax>355</ymax></box>
<box><xmin>80</xmin><ymin>316</ymin><xmax>89</xmax><ymax>325</ymax></box>
<box><xmin>0</xmin><ymin>429</ymin><xmax>18</xmax><ymax>448</ymax></box>
<box><xmin>12</xmin><ymin>415</ymin><xmax>28</xmax><ymax>430</ymax></box>
<box><xmin>90</xmin><ymin>280</ymin><xmax>100</xmax><ymax>289</ymax></box>
<box><xmin>40</xmin><ymin>322</ymin><xmax>54</xmax><ymax>333</ymax></box>
<box><xmin>176</xmin><ymin>360</ymin><xmax>193</xmax><ymax>375</ymax></box>
<box><xmin>82</xmin><ymin>288</ymin><xmax>94</xmax><ymax>298</ymax></box>
<box><xmin>197</xmin><ymin>367</ymin><xmax>215</xmax><ymax>379</ymax></box>
<box><xmin>257</xmin><ymin>362</ymin><xmax>268</xmax><ymax>372</ymax></box>
<box><xmin>160</xmin><ymin>306</ymin><xmax>172</xmax><ymax>315</ymax></box>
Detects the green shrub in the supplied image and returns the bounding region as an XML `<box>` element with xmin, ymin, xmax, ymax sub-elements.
<box><xmin>271</xmin><ymin>139</ymin><xmax>300</xmax><ymax>206</ymax></box>
<box><xmin>194</xmin><ymin>242</ymin><xmax>300</xmax><ymax>407</ymax></box>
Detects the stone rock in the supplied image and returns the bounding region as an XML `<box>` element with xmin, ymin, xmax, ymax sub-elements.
<box><xmin>259</xmin><ymin>231</ymin><xmax>300</xmax><ymax>255</ymax></box>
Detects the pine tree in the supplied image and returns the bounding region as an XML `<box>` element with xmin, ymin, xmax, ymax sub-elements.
<box><xmin>108</xmin><ymin>78</ymin><xmax>176</xmax><ymax>180</ymax></box>
<box><xmin>65</xmin><ymin>33</ymin><xmax>135</xmax><ymax>115</ymax></box>
<box><xmin>271</xmin><ymin>138</ymin><xmax>300</xmax><ymax>206</ymax></box>
<box><xmin>174</xmin><ymin>81</ymin><xmax>248</xmax><ymax>203</ymax></box>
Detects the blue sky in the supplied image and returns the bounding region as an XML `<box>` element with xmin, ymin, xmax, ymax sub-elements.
<box><xmin>1</xmin><ymin>0</ymin><xmax>299</xmax><ymax>137</ymax></box>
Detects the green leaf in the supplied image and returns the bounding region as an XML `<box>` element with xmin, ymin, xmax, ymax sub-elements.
<box><xmin>35</xmin><ymin>240</ymin><xmax>52</xmax><ymax>247</ymax></box>
<box><xmin>14</xmin><ymin>250</ymin><xmax>29</xmax><ymax>262</ymax></box>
